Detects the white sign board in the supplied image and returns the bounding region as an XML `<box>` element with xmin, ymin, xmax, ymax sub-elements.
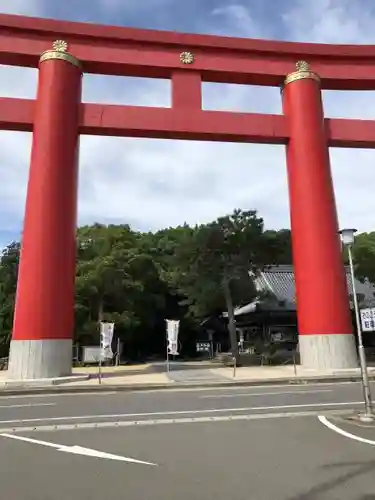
<box><xmin>82</xmin><ymin>346</ymin><xmax>103</xmax><ymax>364</ymax></box>
<box><xmin>360</xmin><ymin>308</ymin><xmax>375</xmax><ymax>332</ymax></box>
<box><xmin>196</xmin><ymin>341</ymin><xmax>211</xmax><ymax>353</ymax></box>
<box><xmin>100</xmin><ymin>322</ymin><xmax>115</xmax><ymax>359</ymax></box>
<box><xmin>166</xmin><ymin>319</ymin><xmax>180</xmax><ymax>355</ymax></box>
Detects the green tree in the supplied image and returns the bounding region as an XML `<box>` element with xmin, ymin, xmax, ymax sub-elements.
<box><xmin>263</xmin><ymin>229</ymin><xmax>292</xmax><ymax>264</ymax></box>
<box><xmin>0</xmin><ymin>242</ymin><xmax>20</xmax><ymax>355</ymax></box>
<box><xmin>173</xmin><ymin>210</ymin><xmax>275</xmax><ymax>359</ymax></box>
<box><xmin>351</xmin><ymin>232</ymin><xmax>375</xmax><ymax>284</ymax></box>
<box><xmin>75</xmin><ymin>224</ymin><xmax>168</xmax><ymax>358</ymax></box>
<box><xmin>0</xmin><ymin>215</ymin><xmax>296</xmax><ymax>361</ymax></box>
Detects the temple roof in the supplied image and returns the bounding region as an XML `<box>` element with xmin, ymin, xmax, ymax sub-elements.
<box><xmin>233</xmin><ymin>265</ymin><xmax>375</xmax><ymax>316</ymax></box>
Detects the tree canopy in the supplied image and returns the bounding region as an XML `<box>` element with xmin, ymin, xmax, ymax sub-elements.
<box><xmin>0</xmin><ymin>209</ymin><xmax>294</xmax><ymax>360</ymax></box>
<box><xmin>8</xmin><ymin>212</ymin><xmax>375</xmax><ymax>361</ymax></box>
<box><xmin>170</xmin><ymin>210</ymin><xmax>287</xmax><ymax>357</ymax></box>
<box><xmin>350</xmin><ymin>232</ymin><xmax>375</xmax><ymax>285</ymax></box>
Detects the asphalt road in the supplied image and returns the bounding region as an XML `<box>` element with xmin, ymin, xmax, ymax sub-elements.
<box><xmin>0</xmin><ymin>381</ymin><xmax>375</xmax><ymax>499</ymax></box>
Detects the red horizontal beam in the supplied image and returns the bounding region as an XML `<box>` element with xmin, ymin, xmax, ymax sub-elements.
<box><xmin>0</xmin><ymin>97</ymin><xmax>33</xmax><ymax>131</ymax></box>
<box><xmin>1</xmin><ymin>14</ymin><xmax>375</xmax><ymax>89</ymax></box>
<box><xmin>326</xmin><ymin>118</ymin><xmax>375</xmax><ymax>148</ymax></box>
<box><xmin>81</xmin><ymin>104</ymin><xmax>287</xmax><ymax>143</ymax></box>
<box><xmin>1</xmin><ymin>97</ymin><xmax>375</xmax><ymax>148</ymax></box>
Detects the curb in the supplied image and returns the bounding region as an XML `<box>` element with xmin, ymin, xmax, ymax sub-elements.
<box><xmin>0</xmin><ymin>374</ymin><xmax>90</xmax><ymax>389</ymax></box>
<box><xmin>0</xmin><ymin>373</ymin><xmax>373</xmax><ymax>397</ymax></box>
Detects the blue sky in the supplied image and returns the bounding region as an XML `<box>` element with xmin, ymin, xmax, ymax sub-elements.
<box><xmin>1</xmin><ymin>0</ymin><xmax>375</xmax><ymax>248</ymax></box>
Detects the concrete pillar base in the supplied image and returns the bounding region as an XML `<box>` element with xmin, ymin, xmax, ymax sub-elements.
<box><xmin>7</xmin><ymin>339</ymin><xmax>72</xmax><ymax>380</ymax></box>
<box><xmin>299</xmin><ymin>334</ymin><xmax>358</xmax><ymax>370</ymax></box>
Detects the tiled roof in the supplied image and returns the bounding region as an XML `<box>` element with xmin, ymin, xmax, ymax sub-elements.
<box><xmin>234</xmin><ymin>265</ymin><xmax>375</xmax><ymax>316</ymax></box>
<box><xmin>255</xmin><ymin>266</ymin><xmax>296</xmax><ymax>308</ymax></box>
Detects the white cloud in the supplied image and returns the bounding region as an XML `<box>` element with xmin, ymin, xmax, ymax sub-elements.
<box><xmin>282</xmin><ymin>0</ymin><xmax>374</xmax><ymax>44</ymax></box>
<box><xmin>211</xmin><ymin>4</ymin><xmax>264</xmax><ymax>37</ymax></box>
<box><xmin>0</xmin><ymin>0</ymin><xmax>374</xmax><ymax>248</ymax></box>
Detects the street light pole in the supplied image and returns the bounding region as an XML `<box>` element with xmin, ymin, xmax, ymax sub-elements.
<box><xmin>340</xmin><ymin>228</ymin><xmax>374</xmax><ymax>422</ymax></box>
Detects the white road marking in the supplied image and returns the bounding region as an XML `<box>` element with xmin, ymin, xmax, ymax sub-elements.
<box><xmin>0</xmin><ymin>401</ymin><xmax>363</xmax><ymax>425</ymax></box>
<box><xmin>0</xmin><ymin>392</ymin><xmax>117</xmax><ymax>400</ymax></box>
<box><xmin>318</xmin><ymin>415</ymin><xmax>375</xmax><ymax>446</ymax></box>
<box><xmin>126</xmin><ymin>380</ymin><xmax>365</xmax><ymax>394</ymax></box>
<box><xmin>0</xmin><ymin>403</ymin><xmax>56</xmax><ymax>408</ymax></box>
<box><xmin>0</xmin><ymin>408</ymin><xmax>354</xmax><ymax>434</ymax></box>
<box><xmin>200</xmin><ymin>390</ymin><xmax>332</xmax><ymax>399</ymax></box>
<box><xmin>0</xmin><ymin>380</ymin><xmax>367</xmax><ymax>399</ymax></box>
<box><xmin>0</xmin><ymin>433</ymin><xmax>157</xmax><ymax>465</ymax></box>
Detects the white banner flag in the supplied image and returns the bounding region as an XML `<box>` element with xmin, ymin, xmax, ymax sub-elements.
<box><xmin>100</xmin><ymin>322</ymin><xmax>115</xmax><ymax>359</ymax></box>
<box><xmin>166</xmin><ymin>319</ymin><xmax>180</xmax><ymax>355</ymax></box>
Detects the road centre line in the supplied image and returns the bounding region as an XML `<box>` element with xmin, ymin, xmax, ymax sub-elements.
<box><xmin>0</xmin><ymin>401</ymin><xmax>363</xmax><ymax>426</ymax></box>
<box><xmin>0</xmin><ymin>403</ymin><xmax>56</xmax><ymax>408</ymax></box>
<box><xmin>200</xmin><ymin>389</ymin><xmax>333</xmax><ymax>398</ymax></box>
<box><xmin>123</xmin><ymin>381</ymin><xmax>363</xmax><ymax>395</ymax></box>
<box><xmin>0</xmin><ymin>409</ymin><xmax>356</xmax><ymax>434</ymax></box>
<box><xmin>0</xmin><ymin>392</ymin><xmax>117</xmax><ymax>400</ymax></box>
<box><xmin>0</xmin><ymin>380</ymin><xmax>366</xmax><ymax>399</ymax></box>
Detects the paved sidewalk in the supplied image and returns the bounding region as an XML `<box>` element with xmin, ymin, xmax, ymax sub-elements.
<box><xmin>1</xmin><ymin>362</ymin><xmax>375</xmax><ymax>394</ymax></box>
<box><xmin>214</xmin><ymin>364</ymin><xmax>375</xmax><ymax>382</ymax></box>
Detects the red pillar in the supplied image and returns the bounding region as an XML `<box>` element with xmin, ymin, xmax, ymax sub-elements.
<box><xmin>282</xmin><ymin>61</ymin><xmax>357</xmax><ymax>369</ymax></box>
<box><xmin>8</xmin><ymin>40</ymin><xmax>82</xmax><ymax>379</ymax></box>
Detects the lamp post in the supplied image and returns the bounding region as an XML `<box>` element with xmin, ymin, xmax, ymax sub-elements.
<box><xmin>339</xmin><ymin>228</ymin><xmax>374</xmax><ymax>422</ymax></box>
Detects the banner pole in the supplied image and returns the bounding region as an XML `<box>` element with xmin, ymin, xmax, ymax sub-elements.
<box><xmin>98</xmin><ymin>353</ymin><xmax>102</xmax><ymax>385</ymax></box>
<box><xmin>98</xmin><ymin>322</ymin><xmax>102</xmax><ymax>385</ymax></box>
<box><xmin>116</xmin><ymin>337</ymin><xmax>120</xmax><ymax>366</ymax></box>
<box><xmin>166</xmin><ymin>338</ymin><xmax>170</xmax><ymax>373</ymax></box>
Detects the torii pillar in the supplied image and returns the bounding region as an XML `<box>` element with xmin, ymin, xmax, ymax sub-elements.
<box><xmin>282</xmin><ymin>61</ymin><xmax>358</xmax><ymax>369</ymax></box>
<box><xmin>7</xmin><ymin>40</ymin><xmax>81</xmax><ymax>379</ymax></box>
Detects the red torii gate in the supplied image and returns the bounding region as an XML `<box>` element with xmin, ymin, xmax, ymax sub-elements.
<box><xmin>2</xmin><ymin>14</ymin><xmax>375</xmax><ymax>380</ymax></box>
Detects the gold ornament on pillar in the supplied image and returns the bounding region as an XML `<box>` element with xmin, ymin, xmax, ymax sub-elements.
<box><xmin>283</xmin><ymin>60</ymin><xmax>320</xmax><ymax>87</ymax></box>
<box><xmin>39</xmin><ymin>39</ymin><xmax>82</xmax><ymax>70</ymax></box>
